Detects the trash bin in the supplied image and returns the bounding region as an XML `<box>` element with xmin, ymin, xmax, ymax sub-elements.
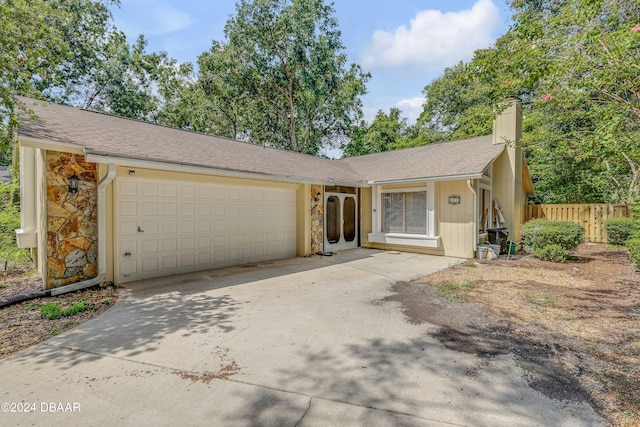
<box><xmin>507</xmin><ymin>240</ymin><xmax>517</xmax><ymax>255</ymax></box>
<box><xmin>487</xmin><ymin>228</ymin><xmax>509</xmax><ymax>254</ymax></box>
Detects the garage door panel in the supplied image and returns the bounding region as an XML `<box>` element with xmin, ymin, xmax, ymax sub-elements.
<box><xmin>117</xmin><ymin>177</ymin><xmax>296</xmax><ymax>282</ymax></box>
<box><xmin>180</xmin><ymin>202</ymin><xmax>195</xmax><ymax>215</ymax></box>
<box><xmin>121</xmin><ymin>259</ymin><xmax>137</xmax><ymax>276</ymax></box>
<box><xmin>198</xmin><ymin>236</ymin><xmax>211</xmax><ymax>249</ymax></box>
<box><xmin>140</xmin><ymin>201</ymin><xmax>158</xmax><ymax>216</ymax></box>
<box><xmin>161</xmin><ymin>183</ymin><xmax>177</xmax><ymax>197</ymax></box>
<box><xmin>181</xmin><ymin>220</ymin><xmax>195</xmax><ymax>233</ymax></box>
<box><xmin>120</xmin><ymin>220</ymin><xmax>137</xmax><ymax>235</ymax></box>
<box><xmin>161</xmin><ymin>202</ymin><xmax>177</xmax><ymax>216</ymax></box>
<box><xmin>181</xmin><ymin>237</ymin><xmax>195</xmax><ymax>251</ymax></box>
<box><xmin>179</xmin><ymin>184</ymin><xmax>195</xmax><ymax>198</ymax></box>
<box><xmin>141</xmin><ymin>257</ymin><xmax>158</xmax><ymax>273</ymax></box>
<box><xmin>181</xmin><ymin>254</ymin><xmax>195</xmax><ymax>266</ymax></box>
<box><xmin>162</xmin><ymin>255</ymin><xmax>178</xmax><ymax>270</ymax></box>
<box><xmin>197</xmin><ymin>187</ymin><xmax>210</xmax><ymax>199</ymax></box>
<box><xmin>197</xmin><ymin>253</ymin><xmax>211</xmax><ymax>265</ymax></box>
<box><xmin>141</xmin><ymin>182</ymin><xmax>158</xmax><ymax>197</ymax></box>
<box><xmin>161</xmin><ymin>220</ymin><xmax>177</xmax><ymax>234</ymax></box>
<box><xmin>141</xmin><ymin>239</ymin><xmax>158</xmax><ymax>254</ymax></box>
<box><xmin>139</xmin><ymin>220</ymin><xmax>157</xmax><ymax>234</ymax></box>
<box><xmin>119</xmin><ymin>200</ymin><xmax>137</xmax><ymax>216</ymax></box>
<box><xmin>197</xmin><ymin>220</ymin><xmax>211</xmax><ymax>232</ymax></box>
<box><xmin>119</xmin><ymin>181</ymin><xmax>138</xmax><ymax>196</ymax></box>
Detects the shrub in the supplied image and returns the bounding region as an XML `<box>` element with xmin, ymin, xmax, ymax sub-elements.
<box><xmin>604</xmin><ymin>217</ymin><xmax>639</xmax><ymax>246</ymax></box>
<box><xmin>533</xmin><ymin>244</ymin><xmax>568</xmax><ymax>263</ymax></box>
<box><xmin>627</xmin><ymin>238</ymin><xmax>640</xmax><ymax>270</ymax></box>
<box><xmin>522</xmin><ymin>219</ymin><xmax>584</xmax><ymax>253</ymax></box>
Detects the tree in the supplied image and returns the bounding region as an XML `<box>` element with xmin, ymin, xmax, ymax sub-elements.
<box><xmin>0</xmin><ymin>0</ymin><xmax>117</xmax><ymax>162</ymax></box>
<box><xmin>513</xmin><ymin>0</ymin><xmax>640</xmax><ymax>202</ymax></box>
<box><xmin>67</xmin><ymin>32</ymin><xmax>190</xmax><ymax>121</ymax></box>
<box><xmin>195</xmin><ymin>0</ymin><xmax>369</xmax><ymax>155</ymax></box>
<box><xmin>411</xmin><ymin>0</ymin><xmax>640</xmax><ymax>203</ymax></box>
<box><xmin>342</xmin><ymin>108</ymin><xmax>409</xmax><ymax>157</ymax></box>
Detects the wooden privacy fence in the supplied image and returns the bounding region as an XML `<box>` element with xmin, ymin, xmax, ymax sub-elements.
<box><xmin>524</xmin><ymin>203</ymin><xmax>633</xmax><ymax>243</ymax></box>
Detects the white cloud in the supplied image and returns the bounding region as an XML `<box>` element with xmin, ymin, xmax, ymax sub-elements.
<box><xmin>396</xmin><ymin>97</ymin><xmax>426</xmax><ymax>123</ymax></box>
<box><xmin>362</xmin><ymin>0</ymin><xmax>500</xmax><ymax>71</ymax></box>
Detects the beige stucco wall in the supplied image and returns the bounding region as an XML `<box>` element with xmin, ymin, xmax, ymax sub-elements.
<box><xmin>491</xmin><ymin>102</ymin><xmax>524</xmax><ymax>242</ymax></box>
<box><xmin>437</xmin><ymin>180</ymin><xmax>474</xmax><ymax>258</ymax></box>
<box><xmin>361</xmin><ymin>181</ymin><xmax>474</xmax><ymax>258</ymax></box>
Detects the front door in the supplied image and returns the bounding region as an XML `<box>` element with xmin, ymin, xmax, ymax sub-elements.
<box><xmin>324</xmin><ymin>191</ymin><xmax>358</xmax><ymax>251</ymax></box>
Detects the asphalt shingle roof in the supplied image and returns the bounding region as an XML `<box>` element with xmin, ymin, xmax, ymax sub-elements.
<box><xmin>16</xmin><ymin>97</ymin><xmax>505</xmax><ymax>184</ymax></box>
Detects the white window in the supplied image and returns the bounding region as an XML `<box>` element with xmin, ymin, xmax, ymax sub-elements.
<box><xmin>369</xmin><ymin>183</ymin><xmax>439</xmax><ymax>248</ymax></box>
<box><xmin>382</xmin><ymin>191</ymin><xmax>427</xmax><ymax>234</ymax></box>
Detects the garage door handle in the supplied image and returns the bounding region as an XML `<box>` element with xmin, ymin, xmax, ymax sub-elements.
<box><xmin>137</xmin><ymin>226</ymin><xmax>144</xmax><ymax>232</ymax></box>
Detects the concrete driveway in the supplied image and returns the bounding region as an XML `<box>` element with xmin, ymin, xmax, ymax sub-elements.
<box><xmin>1</xmin><ymin>249</ymin><xmax>603</xmax><ymax>426</ymax></box>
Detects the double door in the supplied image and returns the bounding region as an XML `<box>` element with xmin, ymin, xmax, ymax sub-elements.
<box><xmin>324</xmin><ymin>192</ymin><xmax>358</xmax><ymax>251</ymax></box>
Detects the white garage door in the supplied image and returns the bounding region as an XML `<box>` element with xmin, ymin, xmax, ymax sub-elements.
<box><xmin>116</xmin><ymin>177</ymin><xmax>297</xmax><ymax>283</ymax></box>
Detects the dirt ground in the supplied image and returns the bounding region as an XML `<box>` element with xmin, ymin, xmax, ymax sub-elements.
<box><xmin>385</xmin><ymin>243</ymin><xmax>640</xmax><ymax>426</ymax></box>
<box><xmin>0</xmin><ymin>268</ymin><xmax>118</xmax><ymax>360</ymax></box>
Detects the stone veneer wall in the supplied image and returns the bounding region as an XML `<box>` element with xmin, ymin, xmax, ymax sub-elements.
<box><xmin>310</xmin><ymin>185</ymin><xmax>324</xmax><ymax>254</ymax></box>
<box><xmin>46</xmin><ymin>152</ymin><xmax>98</xmax><ymax>288</ymax></box>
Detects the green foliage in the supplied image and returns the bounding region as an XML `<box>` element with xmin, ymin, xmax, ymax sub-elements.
<box><xmin>63</xmin><ymin>300</ymin><xmax>87</xmax><ymax>316</ymax></box>
<box><xmin>626</xmin><ymin>238</ymin><xmax>640</xmax><ymax>269</ymax></box>
<box><xmin>39</xmin><ymin>300</ymin><xmax>88</xmax><ymax>319</ymax></box>
<box><xmin>0</xmin><ymin>0</ymin><xmax>117</xmax><ymax>123</ymax></box>
<box><xmin>435</xmin><ymin>281</ymin><xmax>475</xmax><ymax>302</ymax></box>
<box><xmin>522</xmin><ymin>219</ymin><xmax>584</xmax><ymax>259</ymax></box>
<box><xmin>0</xmin><ymin>179</ymin><xmax>30</xmax><ymax>263</ymax></box>
<box><xmin>191</xmin><ymin>0</ymin><xmax>369</xmax><ymax>155</ymax></box>
<box><xmin>412</xmin><ymin>0</ymin><xmax>640</xmax><ymax>203</ymax></box>
<box><xmin>40</xmin><ymin>303</ymin><xmax>63</xmax><ymax>320</ymax></box>
<box><xmin>605</xmin><ymin>217</ymin><xmax>639</xmax><ymax>246</ymax></box>
<box><xmin>342</xmin><ymin>108</ymin><xmax>410</xmax><ymax>157</ymax></box>
<box><xmin>532</xmin><ymin>244</ymin><xmax>568</xmax><ymax>263</ymax></box>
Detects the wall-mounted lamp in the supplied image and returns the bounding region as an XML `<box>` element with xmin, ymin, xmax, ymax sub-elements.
<box><xmin>448</xmin><ymin>195</ymin><xmax>461</xmax><ymax>205</ymax></box>
<box><xmin>68</xmin><ymin>173</ymin><xmax>81</xmax><ymax>193</ymax></box>
<box><xmin>128</xmin><ymin>170</ymin><xmax>136</xmax><ymax>176</ymax></box>
<box><xmin>313</xmin><ymin>191</ymin><xmax>321</xmax><ymax>202</ymax></box>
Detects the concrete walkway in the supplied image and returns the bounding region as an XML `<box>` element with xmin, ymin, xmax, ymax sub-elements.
<box><xmin>0</xmin><ymin>249</ymin><xmax>604</xmax><ymax>426</ymax></box>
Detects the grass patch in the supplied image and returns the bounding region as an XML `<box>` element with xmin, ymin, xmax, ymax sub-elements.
<box><xmin>39</xmin><ymin>300</ymin><xmax>89</xmax><ymax>319</ymax></box>
<box><xmin>461</xmin><ymin>261</ymin><xmax>477</xmax><ymax>268</ymax></box>
<box><xmin>436</xmin><ymin>280</ymin><xmax>475</xmax><ymax>302</ymax></box>
<box><xmin>40</xmin><ymin>303</ymin><xmax>63</xmax><ymax>319</ymax></box>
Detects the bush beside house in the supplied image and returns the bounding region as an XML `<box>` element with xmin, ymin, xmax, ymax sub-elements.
<box><xmin>521</xmin><ymin>219</ymin><xmax>584</xmax><ymax>262</ymax></box>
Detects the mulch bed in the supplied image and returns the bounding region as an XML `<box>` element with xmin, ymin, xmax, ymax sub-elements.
<box><xmin>0</xmin><ymin>267</ymin><xmax>118</xmax><ymax>359</ymax></box>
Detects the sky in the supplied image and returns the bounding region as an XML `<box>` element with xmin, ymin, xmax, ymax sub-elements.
<box><xmin>110</xmin><ymin>0</ymin><xmax>512</xmax><ymax>125</ymax></box>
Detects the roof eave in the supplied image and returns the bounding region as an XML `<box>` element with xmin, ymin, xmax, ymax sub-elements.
<box><xmin>367</xmin><ymin>173</ymin><xmax>484</xmax><ymax>185</ymax></box>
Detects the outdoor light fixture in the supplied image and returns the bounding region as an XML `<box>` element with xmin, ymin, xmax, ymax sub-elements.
<box><xmin>129</xmin><ymin>170</ymin><xmax>136</xmax><ymax>176</ymax></box>
<box><xmin>314</xmin><ymin>191</ymin><xmax>321</xmax><ymax>202</ymax></box>
<box><xmin>68</xmin><ymin>173</ymin><xmax>81</xmax><ymax>193</ymax></box>
<box><xmin>448</xmin><ymin>195</ymin><xmax>461</xmax><ymax>205</ymax></box>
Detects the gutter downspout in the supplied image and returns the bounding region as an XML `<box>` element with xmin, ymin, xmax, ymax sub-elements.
<box><xmin>50</xmin><ymin>164</ymin><xmax>116</xmax><ymax>296</ymax></box>
<box><xmin>467</xmin><ymin>179</ymin><xmax>477</xmax><ymax>254</ymax></box>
